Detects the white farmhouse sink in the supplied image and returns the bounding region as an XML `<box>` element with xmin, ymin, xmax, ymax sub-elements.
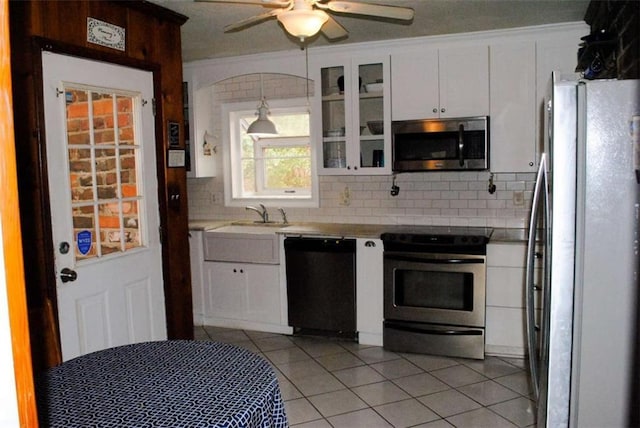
<box><xmin>204</xmin><ymin>225</ymin><xmax>284</xmax><ymax>263</ymax></box>
<box><xmin>210</xmin><ymin>225</ymin><xmax>284</xmax><ymax>235</ymax></box>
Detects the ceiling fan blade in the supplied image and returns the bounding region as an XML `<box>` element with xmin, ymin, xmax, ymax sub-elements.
<box><xmin>321</xmin><ymin>16</ymin><xmax>348</xmax><ymax>40</ymax></box>
<box><xmin>325</xmin><ymin>1</ymin><xmax>414</xmax><ymax>20</ymax></box>
<box><xmin>196</xmin><ymin>0</ymin><xmax>289</xmax><ymax>6</ymax></box>
<box><xmin>224</xmin><ymin>9</ymin><xmax>280</xmax><ymax>32</ymax></box>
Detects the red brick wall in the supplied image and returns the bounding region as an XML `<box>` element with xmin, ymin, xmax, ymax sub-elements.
<box><xmin>584</xmin><ymin>0</ymin><xmax>640</xmax><ymax>79</ymax></box>
<box><xmin>66</xmin><ymin>90</ymin><xmax>140</xmax><ymax>258</ymax></box>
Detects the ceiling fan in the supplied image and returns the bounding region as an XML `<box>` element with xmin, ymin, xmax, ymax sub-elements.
<box><xmin>196</xmin><ymin>0</ymin><xmax>415</xmax><ymax>42</ymax></box>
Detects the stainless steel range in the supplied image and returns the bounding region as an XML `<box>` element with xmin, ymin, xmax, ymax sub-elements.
<box><xmin>382</xmin><ymin>226</ymin><xmax>492</xmax><ymax>360</ymax></box>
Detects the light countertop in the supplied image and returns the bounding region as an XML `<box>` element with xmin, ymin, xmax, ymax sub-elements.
<box><xmin>189</xmin><ymin>219</ymin><xmax>529</xmax><ymax>243</ymax></box>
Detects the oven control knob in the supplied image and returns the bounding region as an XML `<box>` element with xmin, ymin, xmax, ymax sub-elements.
<box><xmin>461</xmin><ymin>237</ymin><xmax>468</xmax><ymax>242</ymax></box>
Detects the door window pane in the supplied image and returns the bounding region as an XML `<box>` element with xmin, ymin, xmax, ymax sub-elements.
<box><xmin>65</xmin><ymin>86</ymin><xmax>145</xmax><ymax>261</ymax></box>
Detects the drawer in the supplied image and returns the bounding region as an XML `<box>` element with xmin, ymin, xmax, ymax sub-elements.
<box><xmin>487</xmin><ymin>242</ymin><xmax>542</xmax><ymax>268</ymax></box>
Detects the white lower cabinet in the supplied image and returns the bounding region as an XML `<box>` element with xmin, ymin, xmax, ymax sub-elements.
<box><xmin>485</xmin><ymin>242</ymin><xmax>541</xmax><ymax>357</ymax></box>
<box><xmin>189</xmin><ymin>231</ymin><xmax>205</xmax><ymax>325</ymax></box>
<box><xmin>204</xmin><ymin>261</ymin><xmax>281</xmax><ymax>325</ymax></box>
<box><xmin>198</xmin><ymin>232</ymin><xmax>291</xmax><ymax>334</ymax></box>
<box><xmin>356</xmin><ymin>238</ymin><xmax>384</xmax><ymax>346</ymax></box>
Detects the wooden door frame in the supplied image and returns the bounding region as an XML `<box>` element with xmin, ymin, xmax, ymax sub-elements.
<box><xmin>1</xmin><ymin>0</ymin><xmax>38</xmax><ymax>424</ymax></box>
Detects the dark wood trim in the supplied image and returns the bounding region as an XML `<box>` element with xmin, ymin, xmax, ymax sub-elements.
<box><xmin>33</xmin><ymin>36</ymin><xmax>162</xmax><ymax>73</ymax></box>
<box><xmin>10</xmin><ymin>1</ymin><xmax>193</xmax><ymax>379</ymax></box>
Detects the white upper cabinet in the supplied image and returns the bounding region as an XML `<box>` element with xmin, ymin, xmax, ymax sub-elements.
<box><xmin>313</xmin><ymin>54</ymin><xmax>391</xmax><ymax>175</ymax></box>
<box><xmin>391</xmin><ymin>45</ymin><xmax>489</xmax><ymax>120</ymax></box>
<box><xmin>186</xmin><ymin>85</ymin><xmax>217</xmax><ymax>178</ymax></box>
<box><xmin>489</xmin><ymin>40</ymin><xmax>537</xmax><ymax>172</ymax></box>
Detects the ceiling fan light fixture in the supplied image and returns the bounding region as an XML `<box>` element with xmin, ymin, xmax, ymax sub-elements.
<box><xmin>277</xmin><ymin>9</ymin><xmax>328</xmax><ymax>41</ymax></box>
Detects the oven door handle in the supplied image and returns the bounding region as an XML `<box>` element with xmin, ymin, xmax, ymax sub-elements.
<box><xmin>385</xmin><ymin>321</ymin><xmax>482</xmax><ymax>336</ymax></box>
<box><xmin>384</xmin><ymin>255</ymin><xmax>485</xmax><ymax>264</ymax></box>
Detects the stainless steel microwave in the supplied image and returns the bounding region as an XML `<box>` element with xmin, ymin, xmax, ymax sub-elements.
<box><xmin>391</xmin><ymin>116</ymin><xmax>489</xmax><ymax>172</ymax></box>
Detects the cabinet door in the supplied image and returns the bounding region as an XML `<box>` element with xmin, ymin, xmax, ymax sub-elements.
<box><xmin>245</xmin><ymin>264</ymin><xmax>281</xmax><ymax>324</ymax></box>
<box><xmin>189</xmin><ymin>231</ymin><xmax>205</xmax><ymax>324</ymax></box>
<box><xmin>318</xmin><ymin>63</ymin><xmax>350</xmax><ymax>174</ymax></box>
<box><xmin>204</xmin><ymin>262</ymin><xmax>246</xmax><ymax>320</ymax></box>
<box><xmin>390</xmin><ymin>49</ymin><xmax>439</xmax><ymax>120</ymax></box>
<box><xmin>535</xmin><ymin>38</ymin><xmax>582</xmax><ymax>153</ymax></box>
<box><xmin>438</xmin><ymin>45</ymin><xmax>489</xmax><ymax>118</ymax></box>
<box><xmin>485</xmin><ymin>243</ymin><xmax>542</xmax><ymax>356</ymax></box>
<box><xmin>353</xmin><ymin>57</ymin><xmax>391</xmax><ymax>175</ymax></box>
<box><xmin>490</xmin><ymin>41</ymin><xmax>536</xmax><ymax>172</ymax></box>
<box><xmin>186</xmin><ymin>85</ymin><xmax>216</xmax><ymax>178</ymax></box>
<box><xmin>356</xmin><ymin>238</ymin><xmax>383</xmax><ymax>345</ymax></box>
<box><xmin>317</xmin><ymin>56</ymin><xmax>391</xmax><ymax>175</ymax></box>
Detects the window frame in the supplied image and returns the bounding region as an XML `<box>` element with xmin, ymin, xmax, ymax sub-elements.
<box><xmin>222</xmin><ymin>97</ymin><xmax>319</xmax><ymax>208</ymax></box>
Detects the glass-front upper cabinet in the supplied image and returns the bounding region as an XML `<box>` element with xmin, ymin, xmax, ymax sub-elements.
<box><xmin>314</xmin><ymin>55</ymin><xmax>390</xmax><ymax>175</ymax></box>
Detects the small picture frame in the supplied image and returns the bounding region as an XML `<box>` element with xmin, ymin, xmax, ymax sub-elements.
<box><xmin>167</xmin><ymin>149</ymin><xmax>186</xmax><ymax>168</ymax></box>
<box><xmin>168</xmin><ymin>121</ymin><xmax>180</xmax><ymax>147</ymax></box>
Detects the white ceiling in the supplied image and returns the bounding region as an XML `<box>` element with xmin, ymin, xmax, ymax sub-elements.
<box><xmin>150</xmin><ymin>0</ymin><xmax>590</xmax><ymax>62</ymax></box>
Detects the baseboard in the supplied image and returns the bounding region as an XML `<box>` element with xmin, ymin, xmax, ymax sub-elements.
<box><xmin>201</xmin><ymin>317</ymin><xmax>293</xmax><ymax>335</ymax></box>
<box><xmin>358</xmin><ymin>332</ymin><xmax>383</xmax><ymax>346</ymax></box>
<box><xmin>485</xmin><ymin>344</ymin><xmax>526</xmax><ymax>358</ymax></box>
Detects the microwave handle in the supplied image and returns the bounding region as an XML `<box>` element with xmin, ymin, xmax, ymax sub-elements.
<box><xmin>458</xmin><ymin>124</ymin><xmax>465</xmax><ymax>167</ymax></box>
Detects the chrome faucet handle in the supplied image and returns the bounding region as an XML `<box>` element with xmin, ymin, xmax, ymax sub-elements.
<box><xmin>278</xmin><ymin>208</ymin><xmax>288</xmax><ymax>224</ymax></box>
<box><xmin>259</xmin><ymin>204</ymin><xmax>269</xmax><ymax>222</ymax></box>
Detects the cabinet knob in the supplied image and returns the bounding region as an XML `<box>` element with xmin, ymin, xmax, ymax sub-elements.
<box><xmin>347</xmin><ymin>165</ymin><xmax>351</xmax><ymax>170</ymax></box>
<box><xmin>441</xmin><ymin>108</ymin><xmax>446</xmax><ymax>113</ymax></box>
<box><xmin>432</xmin><ymin>108</ymin><xmax>438</xmax><ymax>113</ymax></box>
<box><xmin>354</xmin><ymin>166</ymin><xmax>358</xmax><ymax>170</ymax></box>
<box><xmin>529</xmin><ymin>161</ymin><xmax>534</xmax><ymax>166</ymax></box>
<box><xmin>365</xmin><ymin>240</ymin><xmax>376</xmax><ymax>247</ymax></box>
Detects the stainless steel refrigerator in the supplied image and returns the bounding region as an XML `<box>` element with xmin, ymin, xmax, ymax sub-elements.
<box><xmin>526</xmin><ymin>73</ymin><xmax>639</xmax><ymax>427</ymax></box>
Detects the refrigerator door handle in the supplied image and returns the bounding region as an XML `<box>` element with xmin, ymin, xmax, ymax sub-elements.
<box><xmin>458</xmin><ymin>124</ymin><xmax>465</xmax><ymax>167</ymax></box>
<box><xmin>526</xmin><ymin>153</ymin><xmax>547</xmax><ymax>401</ymax></box>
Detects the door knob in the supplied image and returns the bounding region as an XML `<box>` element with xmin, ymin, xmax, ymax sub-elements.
<box><xmin>60</xmin><ymin>267</ymin><xmax>77</xmax><ymax>283</ymax></box>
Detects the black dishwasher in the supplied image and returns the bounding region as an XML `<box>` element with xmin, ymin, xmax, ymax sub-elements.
<box><xmin>285</xmin><ymin>237</ymin><xmax>356</xmax><ymax>338</ymax></box>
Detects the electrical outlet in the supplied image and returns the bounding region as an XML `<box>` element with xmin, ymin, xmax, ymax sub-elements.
<box><xmin>513</xmin><ymin>191</ymin><xmax>525</xmax><ymax>206</ymax></box>
<box><xmin>340</xmin><ymin>186</ymin><xmax>351</xmax><ymax>206</ymax></box>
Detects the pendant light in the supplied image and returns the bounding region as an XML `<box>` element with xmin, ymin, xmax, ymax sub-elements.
<box><xmin>247</xmin><ymin>74</ymin><xmax>277</xmax><ymax>137</ymax></box>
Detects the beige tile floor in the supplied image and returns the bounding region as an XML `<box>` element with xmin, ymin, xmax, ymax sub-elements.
<box><xmin>194</xmin><ymin>326</ymin><xmax>536</xmax><ymax>427</ymax></box>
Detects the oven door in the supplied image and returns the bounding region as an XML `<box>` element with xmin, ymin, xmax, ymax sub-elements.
<box><xmin>384</xmin><ymin>252</ymin><xmax>486</xmax><ymax>328</ymax></box>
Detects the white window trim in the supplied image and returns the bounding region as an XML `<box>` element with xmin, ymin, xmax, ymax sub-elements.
<box><xmin>222</xmin><ymin>97</ymin><xmax>319</xmax><ymax>208</ymax></box>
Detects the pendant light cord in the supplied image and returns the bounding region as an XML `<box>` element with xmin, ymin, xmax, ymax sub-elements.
<box><xmin>305</xmin><ymin>45</ymin><xmax>310</xmax><ymax>112</ymax></box>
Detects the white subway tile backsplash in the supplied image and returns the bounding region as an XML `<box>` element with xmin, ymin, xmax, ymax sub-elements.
<box><xmin>187</xmin><ymin>171</ymin><xmax>536</xmax><ymax>226</ymax></box>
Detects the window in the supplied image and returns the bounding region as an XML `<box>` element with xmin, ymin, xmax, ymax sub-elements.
<box><xmin>223</xmin><ymin>98</ymin><xmax>318</xmax><ymax>207</ymax></box>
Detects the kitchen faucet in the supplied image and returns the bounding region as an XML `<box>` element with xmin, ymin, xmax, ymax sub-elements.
<box><xmin>245</xmin><ymin>204</ymin><xmax>269</xmax><ymax>223</ymax></box>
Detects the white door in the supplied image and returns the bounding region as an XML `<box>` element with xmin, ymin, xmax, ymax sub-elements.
<box><xmin>42</xmin><ymin>52</ymin><xmax>166</xmax><ymax>361</ymax></box>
